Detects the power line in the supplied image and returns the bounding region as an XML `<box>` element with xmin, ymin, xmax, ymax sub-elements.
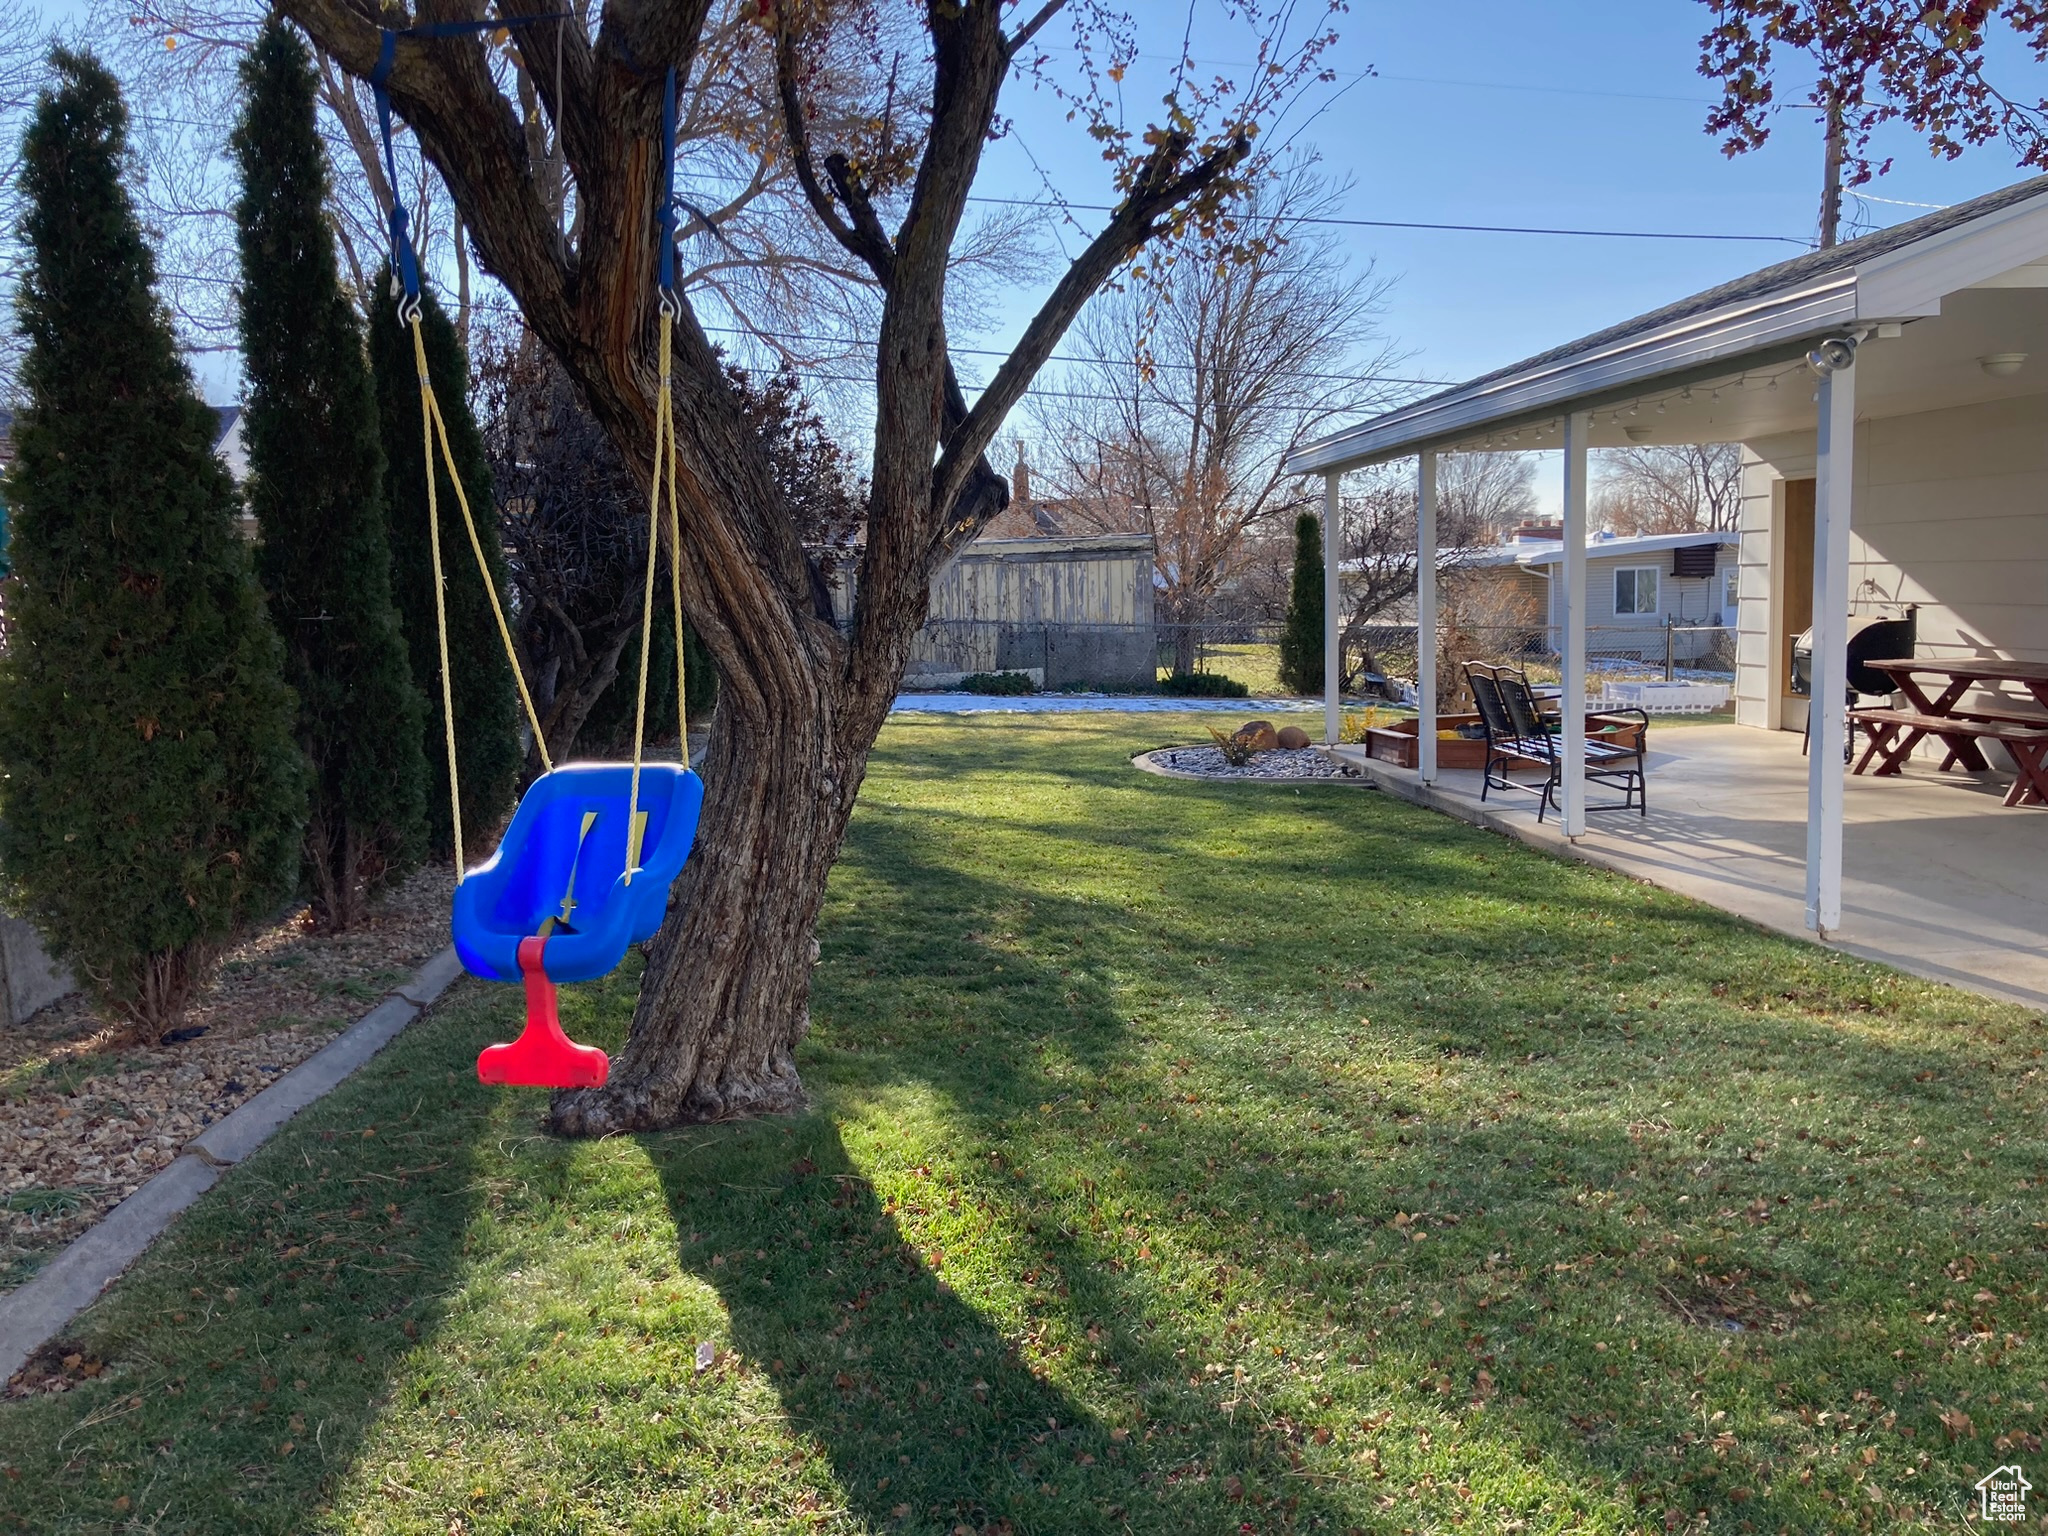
<box><xmin>696</xmin><ymin>324</ymin><xmax>1450</xmax><ymax>388</ymax></box>
<box><xmin>1034</xmin><ymin>45</ymin><xmax>1722</xmax><ymax>107</ymax></box>
<box><xmin>121</xmin><ymin>110</ymin><xmax>1807</xmax><ymax>248</ymax></box>
<box><xmin>965</xmin><ymin>196</ymin><xmax>1810</xmax><ymax>246</ymax></box>
<box><xmin>148</xmin><ymin>271</ymin><xmax>1452</xmax><ymax>391</ymax></box>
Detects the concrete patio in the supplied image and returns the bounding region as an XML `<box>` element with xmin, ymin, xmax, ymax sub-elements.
<box><xmin>1328</xmin><ymin>724</ymin><xmax>2048</xmax><ymax>1011</ymax></box>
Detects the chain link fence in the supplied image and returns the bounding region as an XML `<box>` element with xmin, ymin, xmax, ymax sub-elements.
<box><xmin>1155</xmin><ymin>618</ymin><xmax>1736</xmax><ymax>706</ymax></box>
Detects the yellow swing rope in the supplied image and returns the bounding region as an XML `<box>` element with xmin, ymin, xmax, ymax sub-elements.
<box><xmin>411</xmin><ymin>310</ymin><xmax>553</xmax><ymax>882</ymax></box>
<box><xmin>626</xmin><ymin>300</ymin><xmax>689</xmax><ymax>884</ymax></box>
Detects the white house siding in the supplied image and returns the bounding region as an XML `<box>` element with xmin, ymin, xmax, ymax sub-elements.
<box><xmin>1736</xmin><ymin>391</ymin><xmax>2048</xmax><ymax>732</ymax></box>
<box><xmin>1734</xmin><ymin>439</ymin><xmax>1810</xmax><ymax>729</ymax></box>
<box><xmin>1539</xmin><ymin>545</ymin><xmax>1737</xmax><ymax>662</ymax></box>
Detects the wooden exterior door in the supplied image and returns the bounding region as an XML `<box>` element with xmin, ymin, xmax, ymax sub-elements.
<box><xmin>1780</xmin><ymin>477</ymin><xmax>1815</xmax><ymax>714</ymax></box>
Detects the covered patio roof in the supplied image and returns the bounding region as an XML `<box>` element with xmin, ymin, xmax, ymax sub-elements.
<box><xmin>1286</xmin><ymin>174</ymin><xmax>2048</xmax><ymax>474</ymax></box>
<box><xmin>1294</xmin><ymin>172</ymin><xmax>2048</xmax><ymax>943</ymax></box>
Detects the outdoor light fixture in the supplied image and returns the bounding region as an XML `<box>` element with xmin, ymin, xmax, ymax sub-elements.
<box><xmin>1625</xmin><ymin>425</ymin><xmax>1652</xmax><ymax>443</ymax></box>
<box><xmin>1979</xmin><ymin>352</ymin><xmax>2027</xmax><ymax>378</ymax></box>
<box><xmin>1806</xmin><ymin>336</ymin><xmax>1858</xmax><ymax>375</ymax></box>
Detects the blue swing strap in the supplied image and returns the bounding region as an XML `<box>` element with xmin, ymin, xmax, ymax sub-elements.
<box><xmin>365</xmin><ymin>11</ymin><xmax>569</xmax><ymax>872</ymax></box>
<box><xmin>367</xmin><ymin>12</ymin><xmax>571</xmax><ymax>312</ymax></box>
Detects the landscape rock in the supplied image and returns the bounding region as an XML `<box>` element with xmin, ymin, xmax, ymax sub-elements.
<box><xmin>1276</xmin><ymin>725</ymin><xmax>1311</xmax><ymax>750</ymax></box>
<box><xmin>1234</xmin><ymin>720</ymin><xmax>1280</xmax><ymax>752</ymax></box>
<box><xmin>1149</xmin><ymin>746</ymin><xmax>1360</xmax><ymax>782</ymax></box>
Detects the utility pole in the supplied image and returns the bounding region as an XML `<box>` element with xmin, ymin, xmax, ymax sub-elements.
<box><xmin>1818</xmin><ymin>99</ymin><xmax>1845</xmax><ymax>248</ymax></box>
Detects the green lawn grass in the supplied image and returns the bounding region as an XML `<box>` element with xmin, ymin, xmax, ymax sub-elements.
<box><xmin>3</xmin><ymin>713</ymin><xmax>2042</xmax><ymax>1534</ymax></box>
<box><xmin>1188</xmin><ymin>641</ymin><xmax>1288</xmax><ymax>697</ymax></box>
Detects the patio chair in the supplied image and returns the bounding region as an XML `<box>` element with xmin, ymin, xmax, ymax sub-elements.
<box><xmin>1493</xmin><ymin>665</ymin><xmax>1651</xmax><ymax>823</ymax></box>
<box><xmin>1466</xmin><ymin>663</ymin><xmax>1553</xmax><ymax>807</ymax></box>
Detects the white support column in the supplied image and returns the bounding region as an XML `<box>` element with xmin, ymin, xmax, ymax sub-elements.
<box><xmin>1559</xmin><ymin>412</ymin><xmax>1590</xmax><ymax>836</ymax></box>
<box><xmin>1322</xmin><ymin>471</ymin><xmax>1341</xmax><ymax>745</ymax></box>
<box><xmin>1416</xmin><ymin>451</ymin><xmax>1439</xmax><ymax>783</ymax></box>
<box><xmin>1806</xmin><ymin>358</ymin><xmax>1855</xmax><ymax>934</ymax></box>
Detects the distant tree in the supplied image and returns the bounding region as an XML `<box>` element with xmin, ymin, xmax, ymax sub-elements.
<box><xmin>368</xmin><ymin>279</ymin><xmax>521</xmax><ymax>861</ymax></box>
<box><xmin>0</xmin><ymin>9</ymin><xmax>49</xmax><ymax>397</ymax></box>
<box><xmin>1030</xmin><ymin>160</ymin><xmax>1401</xmax><ymax>674</ymax></box>
<box><xmin>1324</xmin><ymin>455</ymin><xmax>1516</xmax><ymax>693</ymax></box>
<box><xmin>0</xmin><ymin>50</ymin><xmax>305</xmax><ymax>1037</ymax></box>
<box><xmin>234</xmin><ymin>19</ymin><xmax>428</xmax><ymax>928</ymax></box>
<box><xmin>1437</xmin><ymin>452</ymin><xmax>1541</xmax><ymax>538</ymax></box>
<box><xmin>1698</xmin><ymin>2</ymin><xmax>2048</xmax><ymax>242</ymax></box>
<box><xmin>1593</xmin><ymin>443</ymin><xmax>1743</xmax><ymax>534</ymax></box>
<box><xmin>1277</xmin><ymin>512</ymin><xmax>1325</xmax><ymax>695</ymax></box>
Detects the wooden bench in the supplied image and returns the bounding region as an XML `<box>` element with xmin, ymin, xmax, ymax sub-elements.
<box><xmin>1848</xmin><ymin>707</ymin><xmax>2048</xmax><ymax>807</ymax></box>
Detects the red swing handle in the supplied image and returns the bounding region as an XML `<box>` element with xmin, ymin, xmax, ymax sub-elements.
<box><xmin>475</xmin><ymin>936</ymin><xmax>610</xmax><ymax>1088</ymax></box>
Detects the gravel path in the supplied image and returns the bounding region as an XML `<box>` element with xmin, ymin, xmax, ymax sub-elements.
<box><xmin>0</xmin><ymin>864</ymin><xmax>455</xmax><ymax>1292</ymax></box>
<box><xmin>1145</xmin><ymin>746</ymin><xmax>1363</xmax><ymax>781</ymax></box>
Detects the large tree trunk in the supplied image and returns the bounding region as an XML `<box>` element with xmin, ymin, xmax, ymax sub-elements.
<box><xmin>549</xmin><ymin>593</ymin><xmax>902</xmax><ymax>1135</ymax></box>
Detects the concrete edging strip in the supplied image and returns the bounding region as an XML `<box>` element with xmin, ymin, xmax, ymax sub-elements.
<box><xmin>0</xmin><ymin>944</ymin><xmax>463</xmax><ymax>1382</ymax></box>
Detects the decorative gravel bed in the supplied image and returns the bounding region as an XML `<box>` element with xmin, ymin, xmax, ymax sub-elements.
<box><xmin>0</xmin><ymin>863</ymin><xmax>456</xmax><ymax>1292</ymax></box>
<box><xmin>1142</xmin><ymin>745</ymin><xmax>1364</xmax><ymax>781</ymax></box>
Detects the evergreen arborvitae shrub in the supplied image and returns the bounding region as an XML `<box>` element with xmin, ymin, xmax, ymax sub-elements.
<box><xmin>0</xmin><ymin>49</ymin><xmax>308</xmax><ymax>1036</ymax></box>
<box><xmin>369</xmin><ymin>277</ymin><xmax>521</xmax><ymax>860</ymax></box>
<box><xmin>583</xmin><ymin>619</ymin><xmax>718</xmax><ymax>755</ymax></box>
<box><xmin>1277</xmin><ymin>511</ymin><xmax>1326</xmax><ymax>695</ymax></box>
<box><xmin>234</xmin><ymin>20</ymin><xmax>427</xmax><ymax>927</ymax></box>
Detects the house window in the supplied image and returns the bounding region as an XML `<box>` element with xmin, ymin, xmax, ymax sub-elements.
<box><xmin>1722</xmin><ymin>564</ymin><xmax>1739</xmax><ymax>614</ymax></box>
<box><xmin>1614</xmin><ymin>566</ymin><xmax>1660</xmax><ymax>616</ymax></box>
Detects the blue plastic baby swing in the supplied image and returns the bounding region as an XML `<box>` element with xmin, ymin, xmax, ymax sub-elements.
<box><xmin>374</xmin><ymin>32</ymin><xmax>704</xmax><ymax>1088</ymax></box>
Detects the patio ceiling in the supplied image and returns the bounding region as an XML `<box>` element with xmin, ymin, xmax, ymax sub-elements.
<box><xmin>1425</xmin><ymin>285</ymin><xmax>2048</xmax><ymax>458</ymax></box>
<box><xmin>1287</xmin><ymin>174</ymin><xmax>2048</xmax><ymax>473</ymax></box>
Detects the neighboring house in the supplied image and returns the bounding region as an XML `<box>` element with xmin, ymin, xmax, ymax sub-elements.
<box><xmin>831</xmin><ymin>530</ymin><xmax>1158</xmax><ymax>689</ymax></box>
<box><xmin>977</xmin><ymin>446</ymin><xmax>1071</xmax><ymax>539</ymax></box>
<box><xmin>1460</xmin><ymin>526</ymin><xmax>1739</xmax><ymax>662</ymax></box>
<box><xmin>1289</xmin><ymin>169</ymin><xmax>2048</xmax><ymax>934</ymax></box>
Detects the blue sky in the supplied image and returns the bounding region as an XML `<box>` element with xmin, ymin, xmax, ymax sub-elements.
<box><xmin>981</xmin><ymin>0</ymin><xmax>2035</xmax><ymax>382</ymax></box>
<box><xmin>971</xmin><ymin>0</ymin><xmax>2044</xmax><ymax>507</ymax></box>
<box><xmin>28</xmin><ymin>0</ymin><xmax>2048</xmax><ymax>487</ymax></box>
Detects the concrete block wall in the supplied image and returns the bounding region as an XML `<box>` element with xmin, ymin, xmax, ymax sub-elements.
<box><xmin>0</xmin><ymin>913</ymin><xmax>72</xmax><ymax>1026</ymax></box>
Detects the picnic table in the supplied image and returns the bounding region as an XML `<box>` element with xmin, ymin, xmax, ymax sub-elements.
<box><xmin>1850</xmin><ymin>657</ymin><xmax>2048</xmax><ymax>807</ymax></box>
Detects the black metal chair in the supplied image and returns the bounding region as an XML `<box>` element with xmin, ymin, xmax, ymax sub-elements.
<box><xmin>1466</xmin><ymin>663</ymin><xmax>1552</xmax><ymax>807</ymax></box>
<box><xmin>1471</xmin><ymin>662</ymin><xmax>1649</xmax><ymax>823</ymax></box>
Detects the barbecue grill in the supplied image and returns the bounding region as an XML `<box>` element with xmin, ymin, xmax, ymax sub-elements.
<box><xmin>1792</xmin><ymin>606</ymin><xmax>1918</xmax><ymax>699</ymax></box>
<box><xmin>1793</xmin><ymin>606</ymin><xmax>1917</xmax><ymax>758</ymax></box>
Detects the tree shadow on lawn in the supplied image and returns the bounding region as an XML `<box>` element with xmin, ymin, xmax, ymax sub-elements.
<box><xmin>801</xmin><ymin>810</ymin><xmax>2046</xmax><ymax>1529</ymax></box>
<box><xmin>643</xmin><ymin>1116</ymin><xmax>1379</xmax><ymax>1534</ymax></box>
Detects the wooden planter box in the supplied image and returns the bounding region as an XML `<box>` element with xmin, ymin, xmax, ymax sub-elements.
<box><xmin>1363</xmin><ymin>713</ymin><xmax>1491</xmax><ymax>770</ymax></box>
<box><xmin>1363</xmin><ymin>712</ymin><xmax>1646</xmax><ymax>770</ymax></box>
